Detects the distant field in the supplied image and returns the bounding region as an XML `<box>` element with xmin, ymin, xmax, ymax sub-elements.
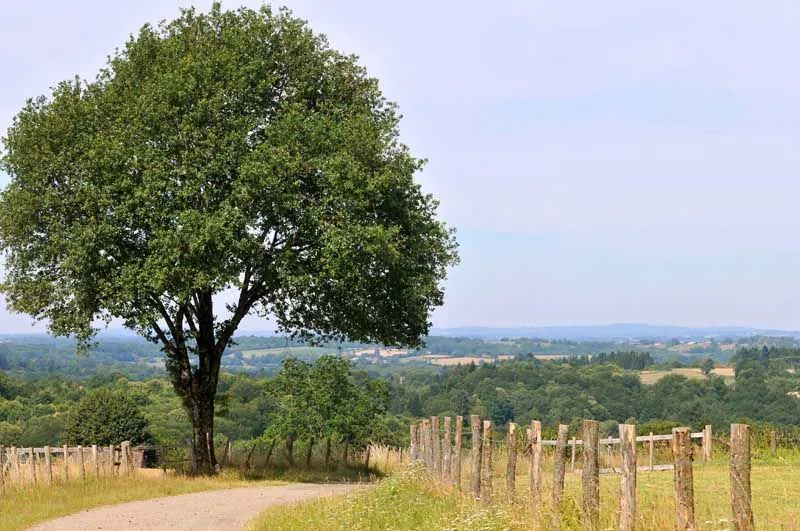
<box><xmin>639</xmin><ymin>367</ymin><xmax>735</xmax><ymax>384</ymax></box>
<box><xmin>240</xmin><ymin>347</ymin><xmax>334</xmax><ymax>359</ymax></box>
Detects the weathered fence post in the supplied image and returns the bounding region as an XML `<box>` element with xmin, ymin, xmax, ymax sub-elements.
<box><xmin>481</xmin><ymin>420</ymin><xmax>493</xmax><ymax>505</ymax></box>
<box><xmin>107</xmin><ymin>445</ymin><xmax>114</xmax><ymax>476</ymax></box>
<box><xmin>44</xmin><ymin>446</ymin><xmax>53</xmax><ymax>486</ymax></box>
<box><xmin>63</xmin><ymin>445</ymin><xmax>69</xmax><ymax>480</ymax></box>
<box><xmin>506</xmin><ymin>422</ymin><xmax>517</xmax><ymax>502</ymax></box>
<box><xmin>703</xmin><ymin>424</ymin><xmax>712</xmax><ymax>462</ymax></box>
<box><xmin>78</xmin><ymin>445</ymin><xmax>86</xmax><ymax>480</ymax></box>
<box><xmin>529</xmin><ymin>420</ymin><xmax>543</xmax><ymax>506</ymax></box>
<box><xmin>672</xmin><ymin>427</ymin><xmax>697</xmax><ymax>530</ymax></box>
<box><xmin>453</xmin><ymin>416</ymin><xmax>463</xmax><ymax>489</ymax></box>
<box><xmin>92</xmin><ymin>445</ymin><xmax>99</xmax><ymax>478</ymax></box>
<box><xmin>29</xmin><ymin>447</ymin><xmax>37</xmax><ymax>485</ymax></box>
<box><xmin>553</xmin><ymin>424</ymin><xmax>569</xmax><ymax>508</ymax></box>
<box><xmin>619</xmin><ymin>424</ymin><xmax>637</xmax><ymax>531</ymax></box>
<box><xmin>410</xmin><ymin>423</ymin><xmax>417</xmax><ymax>461</ymax></box>
<box><xmin>470</xmin><ymin>415</ymin><xmax>482</xmax><ymax>498</ymax></box>
<box><xmin>582</xmin><ymin>420</ymin><xmax>600</xmax><ymax>531</ymax></box>
<box><xmin>0</xmin><ymin>445</ymin><xmax>5</xmax><ymax>490</ymax></box>
<box><xmin>121</xmin><ymin>442</ymin><xmax>130</xmax><ymax>476</ymax></box>
<box><xmin>571</xmin><ymin>436</ymin><xmax>577</xmax><ymax>472</ymax></box>
<box><xmin>443</xmin><ymin>417</ymin><xmax>452</xmax><ymax>479</ymax></box>
<box><xmin>422</xmin><ymin>420</ymin><xmax>432</xmax><ymax>469</ymax></box>
<box><xmin>431</xmin><ymin>416</ymin><xmax>441</xmax><ymax>476</ymax></box>
<box><xmin>649</xmin><ymin>432</ymin><xmax>654</xmax><ymax>471</ymax></box>
<box><xmin>770</xmin><ymin>429</ymin><xmax>777</xmax><ymax>457</ymax></box>
<box><xmin>12</xmin><ymin>446</ymin><xmax>21</xmax><ymax>484</ymax></box>
<box><xmin>730</xmin><ymin>424</ymin><xmax>754</xmax><ymax>531</ymax></box>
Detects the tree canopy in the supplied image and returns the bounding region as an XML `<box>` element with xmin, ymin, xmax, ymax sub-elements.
<box><xmin>0</xmin><ymin>4</ymin><xmax>457</xmax><ymax>472</ymax></box>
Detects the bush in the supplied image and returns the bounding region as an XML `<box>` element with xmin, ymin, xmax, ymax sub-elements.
<box><xmin>64</xmin><ymin>389</ymin><xmax>151</xmax><ymax>445</ymax></box>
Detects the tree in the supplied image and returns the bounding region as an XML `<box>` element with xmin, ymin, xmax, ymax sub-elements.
<box><xmin>64</xmin><ymin>389</ymin><xmax>151</xmax><ymax>445</ymax></box>
<box><xmin>0</xmin><ymin>5</ymin><xmax>457</xmax><ymax>472</ymax></box>
<box><xmin>701</xmin><ymin>357</ymin><xmax>715</xmax><ymax>376</ymax></box>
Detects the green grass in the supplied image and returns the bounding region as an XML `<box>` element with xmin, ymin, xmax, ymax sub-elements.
<box><xmin>250</xmin><ymin>457</ymin><xmax>800</xmax><ymax>530</ymax></box>
<box><xmin>0</xmin><ymin>473</ymin><xmax>260</xmax><ymax>531</ymax></box>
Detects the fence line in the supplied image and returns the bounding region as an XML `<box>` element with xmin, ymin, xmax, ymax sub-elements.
<box><xmin>0</xmin><ymin>442</ymin><xmax>137</xmax><ymax>489</ymax></box>
<box><xmin>410</xmin><ymin>418</ymin><xmax>753</xmax><ymax>529</ymax></box>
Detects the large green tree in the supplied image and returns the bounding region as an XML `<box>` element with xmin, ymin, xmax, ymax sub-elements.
<box><xmin>0</xmin><ymin>5</ymin><xmax>457</xmax><ymax>473</ymax></box>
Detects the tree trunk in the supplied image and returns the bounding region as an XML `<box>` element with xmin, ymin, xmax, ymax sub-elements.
<box><xmin>324</xmin><ymin>438</ymin><xmax>332</xmax><ymax>468</ymax></box>
<box><xmin>306</xmin><ymin>438</ymin><xmax>315</xmax><ymax>467</ymax></box>
<box><xmin>264</xmin><ymin>441</ymin><xmax>275</xmax><ymax>466</ymax></box>
<box><xmin>286</xmin><ymin>435</ymin><xmax>295</xmax><ymax>466</ymax></box>
<box><xmin>343</xmin><ymin>442</ymin><xmax>349</xmax><ymax>466</ymax></box>
<box><xmin>190</xmin><ymin>392</ymin><xmax>217</xmax><ymax>475</ymax></box>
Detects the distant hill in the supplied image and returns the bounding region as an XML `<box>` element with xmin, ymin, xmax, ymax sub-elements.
<box><xmin>429</xmin><ymin>323</ymin><xmax>800</xmax><ymax>341</ymax></box>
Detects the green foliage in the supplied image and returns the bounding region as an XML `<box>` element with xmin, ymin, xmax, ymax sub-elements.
<box><xmin>63</xmin><ymin>389</ymin><xmax>151</xmax><ymax>445</ymax></box>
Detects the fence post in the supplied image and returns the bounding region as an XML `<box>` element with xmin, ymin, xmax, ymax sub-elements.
<box><xmin>91</xmin><ymin>445</ymin><xmax>99</xmax><ymax>478</ymax></box>
<box><xmin>582</xmin><ymin>420</ymin><xmax>600</xmax><ymax>531</ymax></box>
<box><xmin>78</xmin><ymin>445</ymin><xmax>86</xmax><ymax>480</ymax></box>
<box><xmin>410</xmin><ymin>423</ymin><xmax>417</xmax><ymax>461</ymax></box>
<box><xmin>672</xmin><ymin>427</ymin><xmax>696</xmax><ymax>530</ymax></box>
<box><xmin>431</xmin><ymin>416</ymin><xmax>441</xmax><ymax>476</ymax></box>
<box><xmin>122</xmin><ymin>442</ymin><xmax>131</xmax><ymax>476</ymax></box>
<box><xmin>29</xmin><ymin>447</ymin><xmax>37</xmax><ymax>485</ymax></box>
<box><xmin>107</xmin><ymin>445</ymin><xmax>114</xmax><ymax>476</ymax></box>
<box><xmin>649</xmin><ymin>432</ymin><xmax>654</xmax><ymax>471</ymax></box>
<box><xmin>11</xmin><ymin>446</ymin><xmax>20</xmax><ymax>484</ymax></box>
<box><xmin>0</xmin><ymin>445</ymin><xmax>5</xmax><ymax>491</ymax></box>
<box><xmin>453</xmin><ymin>416</ymin><xmax>463</xmax><ymax>489</ymax></box>
<box><xmin>506</xmin><ymin>422</ymin><xmax>517</xmax><ymax>502</ymax></box>
<box><xmin>63</xmin><ymin>445</ymin><xmax>69</xmax><ymax>481</ymax></box>
<box><xmin>530</xmin><ymin>420</ymin><xmax>543</xmax><ymax>507</ymax></box>
<box><xmin>470</xmin><ymin>415</ymin><xmax>482</xmax><ymax>498</ymax></box>
<box><xmin>770</xmin><ymin>429</ymin><xmax>777</xmax><ymax>457</ymax></box>
<box><xmin>553</xmin><ymin>424</ymin><xmax>569</xmax><ymax>508</ymax></box>
<box><xmin>730</xmin><ymin>424</ymin><xmax>754</xmax><ymax>531</ymax></box>
<box><xmin>481</xmin><ymin>420</ymin><xmax>493</xmax><ymax>505</ymax></box>
<box><xmin>703</xmin><ymin>424</ymin><xmax>712</xmax><ymax>462</ymax></box>
<box><xmin>44</xmin><ymin>446</ymin><xmax>53</xmax><ymax>486</ymax></box>
<box><xmin>421</xmin><ymin>420</ymin><xmax>431</xmax><ymax>469</ymax></box>
<box><xmin>443</xmin><ymin>417</ymin><xmax>452</xmax><ymax>480</ymax></box>
<box><xmin>571</xmin><ymin>436</ymin><xmax>577</xmax><ymax>472</ymax></box>
<box><xmin>619</xmin><ymin>424</ymin><xmax>637</xmax><ymax>531</ymax></box>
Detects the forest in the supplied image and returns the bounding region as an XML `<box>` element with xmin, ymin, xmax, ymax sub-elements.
<box><xmin>2</xmin><ymin>343</ymin><xmax>799</xmax><ymax>453</ymax></box>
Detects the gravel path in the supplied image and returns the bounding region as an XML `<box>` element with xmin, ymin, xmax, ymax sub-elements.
<box><xmin>28</xmin><ymin>483</ymin><xmax>358</xmax><ymax>531</ymax></box>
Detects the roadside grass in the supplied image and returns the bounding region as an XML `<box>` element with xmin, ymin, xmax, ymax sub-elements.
<box><xmin>0</xmin><ymin>462</ymin><xmax>380</xmax><ymax>531</ymax></box>
<box><xmin>251</xmin><ymin>454</ymin><xmax>800</xmax><ymax>530</ymax></box>
<box><xmin>0</xmin><ymin>473</ymin><xmax>258</xmax><ymax>531</ymax></box>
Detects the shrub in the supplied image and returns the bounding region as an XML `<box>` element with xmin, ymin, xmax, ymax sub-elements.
<box><xmin>64</xmin><ymin>389</ymin><xmax>151</xmax><ymax>445</ymax></box>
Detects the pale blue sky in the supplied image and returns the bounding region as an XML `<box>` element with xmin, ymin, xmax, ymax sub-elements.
<box><xmin>2</xmin><ymin>1</ymin><xmax>800</xmax><ymax>332</ymax></box>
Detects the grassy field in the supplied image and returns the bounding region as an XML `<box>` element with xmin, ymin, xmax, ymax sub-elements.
<box><xmin>0</xmin><ymin>473</ymin><xmax>260</xmax><ymax>531</ymax></box>
<box><xmin>251</xmin><ymin>448</ymin><xmax>800</xmax><ymax>530</ymax></box>
<box><xmin>639</xmin><ymin>367</ymin><xmax>736</xmax><ymax>384</ymax></box>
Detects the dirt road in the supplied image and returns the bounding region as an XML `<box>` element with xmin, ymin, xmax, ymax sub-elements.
<box><xmin>28</xmin><ymin>483</ymin><xmax>357</xmax><ymax>531</ymax></box>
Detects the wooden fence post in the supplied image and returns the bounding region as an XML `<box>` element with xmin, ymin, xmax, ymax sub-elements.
<box><xmin>619</xmin><ymin>424</ymin><xmax>637</xmax><ymax>531</ymax></box>
<box><xmin>672</xmin><ymin>427</ymin><xmax>697</xmax><ymax>530</ymax></box>
<box><xmin>571</xmin><ymin>436</ymin><xmax>577</xmax><ymax>472</ymax></box>
<box><xmin>470</xmin><ymin>415</ymin><xmax>482</xmax><ymax>498</ymax></box>
<box><xmin>506</xmin><ymin>422</ymin><xmax>517</xmax><ymax>502</ymax></box>
<box><xmin>431</xmin><ymin>416</ymin><xmax>441</xmax><ymax>476</ymax></box>
<box><xmin>29</xmin><ymin>447</ymin><xmax>37</xmax><ymax>485</ymax></box>
<box><xmin>703</xmin><ymin>424</ymin><xmax>712</xmax><ymax>462</ymax></box>
<box><xmin>107</xmin><ymin>445</ymin><xmax>114</xmax><ymax>476</ymax></box>
<box><xmin>481</xmin><ymin>420</ymin><xmax>493</xmax><ymax>505</ymax></box>
<box><xmin>649</xmin><ymin>432</ymin><xmax>654</xmax><ymax>471</ymax></box>
<box><xmin>553</xmin><ymin>424</ymin><xmax>569</xmax><ymax>506</ymax></box>
<box><xmin>443</xmin><ymin>417</ymin><xmax>452</xmax><ymax>479</ymax></box>
<box><xmin>78</xmin><ymin>445</ymin><xmax>86</xmax><ymax>480</ymax></box>
<box><xmin>0</xmin><ymin>445</ymin><xmax>5</xmax><ymax>491</ymax></box>
<box><xmin>12</xmin><ymin>446</ymin><xmax>21</xmax><ymax>484</ymax></box>
<box><xmin>410</xmin><ymin>423</ymin><xmax>417</xmax><ymax>461</ymax></box>
<box><xmin>421</xmin><ymin>420</ymin><xmax>431</xmax><ymax>469</ymax></box>
<box><xmin>770</xmin><ymin>429</ymin><xmax>777</xmax><ymax>457</ymax></box>
<box><xmin>92</xmin><ymin>445</ymin><xmax>99</xmax><ymax>478</ymax></box>
<box><xmin>582</xmin><ymin>420</ymin><xmax>600</xmax><ymax>531</ymax></box>
<box><xmin>730</xmin><ymin>424</ymin><xmax>754</xmax><ymax>531</ymax></box>
<box><xmin>530</xmin><ymin>421</ymin><xmax>543</xmax><ymax>507</ymax></box>
<box><xmin>44</xmin><ymin>446</ymin><xmax>53</xmax><ymax>486</ymax></box>
<box><xmin>453</xmin><ymin>416</ymin><xmax>463</xmax><ymax>489</ymax></box>
<box><xmin>63</xmin><ymin>445</ymin><xmax>69</xmax><ymax>481</ymax></box>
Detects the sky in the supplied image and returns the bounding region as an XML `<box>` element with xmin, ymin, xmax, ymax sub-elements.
<box><xmin>2</xmin><ymin>1</ymin><xmax>800</xmax><ymax>333</ymax></box>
